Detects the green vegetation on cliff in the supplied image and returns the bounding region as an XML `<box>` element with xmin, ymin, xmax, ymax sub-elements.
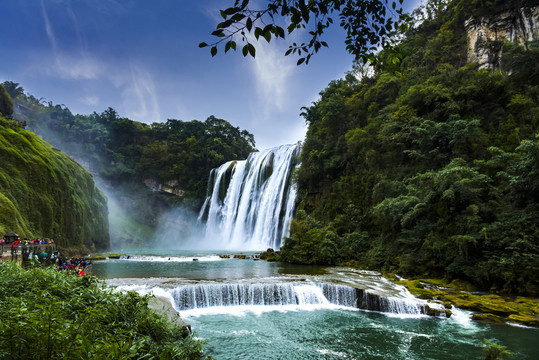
<box><xmin>282</xmin><ymin>0</ymin><xmax>539</xmax><ymax>296</ymax></box>
<box><xmin>3</xmin><ymin>86</ymin><xmax>257</xmax><ymax>246</ymax></box>
<box><xmin>8</xmin><ymin>94</ymin><xmax>256</xmax><ymax>206</ymax></box>
<box><xmin>3</xmin><ymin>82</ymin><xmax>256</xmax><ymax>246</ymax></box>
<box><xmin>0</xmin><ymin>116</ymin><xmax>109</xmax><ymax>253</ymax></box>
<box><xmin>0</xmin><ymin>261</ymin><xmax>206</xmax><ymax>359</ymax></box>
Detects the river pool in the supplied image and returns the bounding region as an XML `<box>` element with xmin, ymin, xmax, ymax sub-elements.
<box><xmin>92</xmin><ymin>250</ymin><xmax>539</xmax><ymax>359</ymax></box>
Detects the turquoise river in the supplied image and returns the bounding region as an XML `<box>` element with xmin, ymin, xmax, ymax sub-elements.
<box><xmin>92</xmin><ymin>250</ymin><xmax>539</xmax><ymax>360</ymax></box>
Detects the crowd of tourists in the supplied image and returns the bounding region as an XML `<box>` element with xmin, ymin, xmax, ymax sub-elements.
<box><xmin>56</xmin><ymin>257</ymin><xmax>90</xmax><ymax>276</ymax></box>
<box><xmin>1</xmin><ymin>237</ymin><xmax>55</xmax><ymax>246</ymax></box>
<box><xmin>2</xmin><ymin>233</ymin><xmax>89</xmax><ymax>275</ymax></box>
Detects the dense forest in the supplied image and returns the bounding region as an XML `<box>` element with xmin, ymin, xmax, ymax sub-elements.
<box><xmin>4</xmin><ymin>87</ymin><xmax>256</xmax><ymax>204</ymax></box>
<box><xmin>0</xmin><ymin>114</ymin><xmax>109</xmax><ymax>253</ymax></box>
<box><xmin>3</xmin><ymin>81</ymin><xmax>256</xmax><ymax>246</ymax></box>
<box><xmin>2</xmin><ymin>0</ymin><xmax>537</xmax><ymax>296</ymax></box>
<box><xmin>281</xmin><ymin>0</ymin><xmax>539</xmax><ymax>296</ymax></box>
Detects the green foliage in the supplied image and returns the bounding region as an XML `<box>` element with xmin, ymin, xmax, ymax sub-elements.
<box><xmin>0</xmin><ymin>261</ymin><xmax>206</xmax><ymax>359</ymax></box>
<box><xmin>0</xmin><ymin>85</ymin><xmax>13</xmax><ymax>117</ymax></box>
<box><xmin>13</xmin><ymin>100</ymin><xmax>255</xmax><ymax>207</ymax></box>
<box><xmin>202</xmin><ymin>0</ymin><xmax>412</xmax><ymax>65</ymax></box>
<box><xmin>1</xmin><ymin>81</ymin><xmax>25</xmax><ymax>100</ymax></box>
<box><xmin>7</xmin><ymin>91</ymin><xmax>256</xmax><ymax>247</ymax></box>
<box><xmin>283</xmin><ymin>0</ymin><xmax>539</xmax><ymax>296</ymax></box>
<box><xmin>7</xmin><ymin>86</ymin><xmax>255</xmax><ymax>247</ymax></box>
<box><xmin>0</xmin><ymin>116</ymin><xmax>109</xmax><ymax>252</ymax></box>
<box><xmin>482</xmin><ymin>339</ymin><xmax>513</xmax><ymax>360</ymax></box>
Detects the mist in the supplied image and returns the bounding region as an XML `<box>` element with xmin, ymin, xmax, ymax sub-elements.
<box><xmin>152</xmin><ymin>205</ymin><xmax>206</xmax><ymax>250</ymax></box>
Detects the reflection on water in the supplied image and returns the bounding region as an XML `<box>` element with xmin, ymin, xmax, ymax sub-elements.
<box><xmin>92</xmin><ymin>252</ymin><xmax>323</xmax><ymax>281</ymax></box>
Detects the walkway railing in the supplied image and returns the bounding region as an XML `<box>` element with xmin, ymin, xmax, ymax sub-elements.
<box><xmin>0</xmin><ymin>244</ymin><xmax>58</xmax><ymax>265</ymax></box>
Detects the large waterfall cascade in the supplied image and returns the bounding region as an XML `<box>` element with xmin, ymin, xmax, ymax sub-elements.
<box><xmin>198</xmin><ymin>143</ymin><xmax>301</xmax><ymax>250</ymax></box>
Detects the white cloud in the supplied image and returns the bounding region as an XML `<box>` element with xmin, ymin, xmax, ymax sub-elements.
<box><xmin>41</xmin><ymin>0</ymin><xmax>58</xmax><ymax>50</ymax></box>
<box><xmin>122</xmin><ymin>63</ymin><xmax>161</xmax><ymax>124</ymax></box>
<box><xmin>79</xmin><ymin>95</ymin><xmax>99</xmax><ymax>107</ymax></box>
<box><xmin>250</xmin><ymin>40</ymin><xmax>295</xmax><ymax>115</ymax></box>
<box><xmin>40</xmin><ymin>0</ymin><xmax>103</xmax><ymax>80</ymax></box>
<box><xmin>53</xmin><ymin>53</ymin><xmax>103</xmax><ymax>80</ymax></box>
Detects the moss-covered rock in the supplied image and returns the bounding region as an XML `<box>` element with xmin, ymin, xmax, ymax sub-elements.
<box><xmin>472</xmin><ymin>313</ymin><xmax>505</xmax><ymax>324</ymax></box>
<box><xmin>0</xmin><ymin>116</ymin><xmax>109</xmax><ymax>253</ymax></box>
<box><xmin>397</xmin><ymin>278</ymin><xmax>539</xmax><ymax>327</ymax></box>
<box><xmin>507</xmin><ymin>314</ymin><xmax>539</xmax><ymax>327</ymax></box>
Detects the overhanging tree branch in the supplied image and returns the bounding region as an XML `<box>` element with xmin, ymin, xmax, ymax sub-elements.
<box><xmin>200</xmin><ymin>0</ymin><xmax>412</xmax><ymax>65</ymax></box>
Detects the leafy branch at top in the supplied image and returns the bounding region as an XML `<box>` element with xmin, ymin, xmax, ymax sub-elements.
<box><xmin>199</xmin><ymin>0</ymin><xmax>412</xmax><ymax>65</ymax></box>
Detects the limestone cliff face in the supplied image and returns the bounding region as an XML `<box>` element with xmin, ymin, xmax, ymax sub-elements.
<box><xmin>466</xmin><ymin>6</ymin><xmax>538</xmax><ymax>69</ymax></box>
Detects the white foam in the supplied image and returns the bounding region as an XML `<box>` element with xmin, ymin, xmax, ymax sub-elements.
<box><xmin>506</xmin><ymin>322</ymin><xmax>535</xmax><ymax>329</ymax></box>
<box><xmin>448</xmin><ymin>306</ymin><xmax>477</xmax><ymax>329</ymax></box>
<box><xmin>317</xmin><ymin>349</ymin><xmax>348</xmax><ymax>357</ymax></box>
<box><xmin>118</xmin><ymin>255</ymin><xmax>223</xmax><ymax>262</ymax></box>
<box><xmin>180</xmin><ymin>303</ymin><xmax>356</xmax><ymax>318</ymax></box>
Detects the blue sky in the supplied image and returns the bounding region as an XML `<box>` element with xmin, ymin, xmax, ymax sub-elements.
<box><xmin>1</xmin><ymin>0</ymin><xmax>420</xmax><ymax>151</ymax></box>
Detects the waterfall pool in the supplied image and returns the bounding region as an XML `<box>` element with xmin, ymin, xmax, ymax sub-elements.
<box><xmin>93</xmin><ymin>251</ymin><xmax>539</xmax><ymax>359</ymax></box>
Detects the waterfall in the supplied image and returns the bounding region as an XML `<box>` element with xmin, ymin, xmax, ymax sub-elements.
<box><xmin>198</xmin><ymin>143</ymin><xmax>301</xmax><ymax>250</ymax></box>
<box><xmin>356</xmin><ymin>289</ymin><xmax>428</xmax><ymax>315</ymax></box>
<box><xmin>170</xmin><ymin>282</ymin><xmax>434</xmax><ymax>316</ymax></box>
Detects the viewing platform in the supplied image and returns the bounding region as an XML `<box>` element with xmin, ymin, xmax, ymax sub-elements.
<box><xmin>0</xmin><ymin>244</ymin><xmax>59</xmax><ymax>266</ymax></box>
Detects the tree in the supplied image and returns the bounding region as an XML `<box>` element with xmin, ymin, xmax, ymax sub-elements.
<box><xmin>201</xmin><ymin>0</ymin><xmax>412</xmax><ymax>65</ymax></box>
<box><xmin>0</xmin><ymin>85</ymin><xmax>14</xmax><ymax>117</ymax></box>
<box><xmin>1</xmin><ymin>81</ymin><xmax>25</xmax><ymax>100</ymax></box>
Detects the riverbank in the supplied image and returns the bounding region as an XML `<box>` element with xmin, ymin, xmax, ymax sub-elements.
<box><xmin>0</xmin><ymin>261</ymin><xmax>206</xmax><ymax>359</ymax></box>
<box><xmin>84</xmin><ymin>251</ymin><xmax>539</xmax><ymax>327</ymax></box>
<box><xmin>95</xmin><ymin>253</ymin><xmax>538</xmax><ymax>360</ymax></box>
<box><xmin>393</xmin><ymin>277</ymin><xmax>539</xmax><ymax>327</ymax></box>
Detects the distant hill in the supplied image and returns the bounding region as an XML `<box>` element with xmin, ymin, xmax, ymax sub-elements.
<box><xmin>0</xmin><ymin>116</ymin><xmax>109</xmax><ymax>254</ymax></box>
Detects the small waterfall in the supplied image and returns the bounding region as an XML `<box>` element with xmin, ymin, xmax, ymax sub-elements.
<box><xmin>198</xmin><ymin>143</ymin><xmax>301</xmax><ymax>250</ymax></box>
<box><xmin>171</xmin><ymin>283</ymin><xmax>324</xmax><ymax>311</ymax></box>
<box><xmin>170</xmin><ymin>282</ymin><xmax>434</xmax><ymax>316</ymax></box>
<box><xmin>318</xmin><ymin>283</ymin><xmax>360</xmax><ymax>308</ymax></box>
<box><xmin>356</xmin><ymin>289</ymin><xmax>428</xmax><ymax>315</ymax></box>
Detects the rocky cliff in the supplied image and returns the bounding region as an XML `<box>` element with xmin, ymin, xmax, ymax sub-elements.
<box><xmin>144</xmin><ymin>178</ymin><xmax>186</xmax><ymax>197</ymax></box>
<box><xmin>466</xmin><ymin>6</ymin><xmax>538</xmax><ymax>69</ymax></box>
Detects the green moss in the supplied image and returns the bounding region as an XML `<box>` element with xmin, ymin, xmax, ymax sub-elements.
<box><xmin>83</xmin><ymin>253</ymin><xmax>125</xmax><ymax>260</ymax></box>
<box><xmin>0</xmin><ymin>116</ymin><xmax>109</xmax><ymax>252</ymax></box>
<box><xmin>83</xmin><ymin>254</ymin><xmax>109</xmax><ymax>260</ymax></box>
<box><xmin>507</xmin><ymin>314</ymin><xmax>539</xmax><ymax>327</ymax></box>
<box><xmin>397</xmin><ymin>278</ymin><xmax>539</xmax><ymax>327</ymax></box>
<box><xmin>472</xmin><ymin>313</ymin><xmax>505</xmax><ymax>324</ymax></box>
<box><xmin>419</xmin><ymin>278</ymin><xmax>478</xmax><ymax>292</ymax></box>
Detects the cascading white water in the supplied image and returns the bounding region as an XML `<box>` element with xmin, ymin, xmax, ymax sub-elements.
<box><xmin>318</xmin><ymin>283</ymin><xmax>360</xmax><ymax>308</ymax></box>
<box><xmin>198</xmin><ymin>143</ymin><xmax>301</xmax><ymax>250</ymax></box>
<box><xmin>171</xmin><ymin>283</ymin><xmax>350</xmax><ymax>311</ymax></box>
<box><xmin>169</xmin><ymin>282</ymin><xmax>433</xmax><ymax>316</ymax></box>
